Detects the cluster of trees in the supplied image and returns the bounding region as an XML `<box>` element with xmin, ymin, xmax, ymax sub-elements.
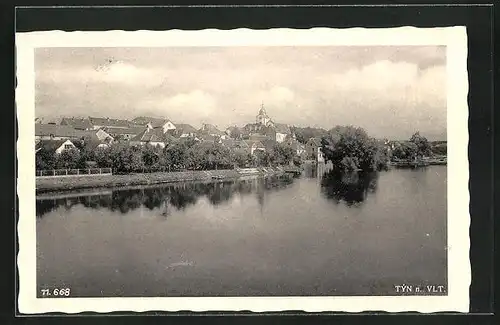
<box><xmin>290</xmin><ymin>126</ymin><xmax>328</xmax><ymax>144</ymax></box>
<box><xmin>430</xmin><ymin>141</ymin><xmax>447</xmax><ymax>156</ymax></box>
<box><xmin>391</xmin><ymin>132</ymin><xmax>433</xmax><ymax>160</ymax></box>
<box><xmin>320</xmin><ymin>126</ymin><xmax>390</xmax><ymax>172</ymax></box>
<box><xmin>36</xmin><ymin>138</ymin><xmax>301</xmax><ymax>173</ymax></box>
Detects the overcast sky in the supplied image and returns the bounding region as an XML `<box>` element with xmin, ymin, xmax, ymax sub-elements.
<box><xmin>35</xmin><ymin>46</ymin><xmax>446</xmax><ymax>140</ymax></box>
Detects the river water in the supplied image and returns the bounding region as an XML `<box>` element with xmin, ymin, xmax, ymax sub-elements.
<box><xmin>36</xmin><ymin>166</ymin><xmax>447</xmax><ymax>297</ymax></box>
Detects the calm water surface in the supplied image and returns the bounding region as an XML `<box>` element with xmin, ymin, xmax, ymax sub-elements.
<box><xmin>36</xmin><ymin>166</ymin><xmax>447</xmax><ymax>297</ymax></box>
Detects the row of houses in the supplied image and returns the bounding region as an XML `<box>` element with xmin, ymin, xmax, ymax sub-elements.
<box><xmin>35</xmin><ymin>105</ymin><xmax>326</xmax><ymax>161</ymax></box>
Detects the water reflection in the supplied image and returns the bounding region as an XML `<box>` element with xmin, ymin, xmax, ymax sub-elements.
<box><xmin>36</xmin><ymin>175</ymin><xmax>294</xmax><ymax>218</ymax></box>
<box><xmin>320</xmin><ymin>171</ymin><xmax>379</xmax><ymax>206</ymax></box>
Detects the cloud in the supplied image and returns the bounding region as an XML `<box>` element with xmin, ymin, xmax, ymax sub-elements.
<box><xmin>39</xmin><ymin>60</ymin><xmax>166</xmax><ymax>88</ymax></box>
<box><xmin>35</xmin><ymin>46</ymin><xmax>447</xmax><ymax>140</ymax></box>
<box><xmin>136</xmin><ymin>90</ymin><xmax>218</xmax><ymax>127</ymax></box>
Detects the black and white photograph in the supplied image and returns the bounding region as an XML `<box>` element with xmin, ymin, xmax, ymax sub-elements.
<box><xmin>16</xmin><ymin>27</ymin><xmax>469</xmax><ymax>313</ymax></box>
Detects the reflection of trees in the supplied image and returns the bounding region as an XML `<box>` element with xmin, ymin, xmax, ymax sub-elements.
<box><xmin>168</xmin><ymin>185</ymin><xmax>200</xmax><ymax>210</ymax></box>
<box><xmin>36</xmin><ymin>176</ymin><xmax>296</xmax><ymax>218</ymax></box>
<box><xmin>206</xmin><ymin>182</ymin><xmax>234</xmax><ymax>205</ymax></box>
<box><xmin>320</xmin><ymin>171</ymin><xmax>379</xmax><ymax>206</ymax></box>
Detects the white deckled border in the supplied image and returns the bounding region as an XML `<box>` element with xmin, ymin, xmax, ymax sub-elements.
<box><xmin>16</xmin><ymin>27</ymin><xmax>470</xmax><ymax>314</ymax></box>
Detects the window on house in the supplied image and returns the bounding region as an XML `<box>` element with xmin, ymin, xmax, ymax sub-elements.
<box><xmin>64</xmin><ymin>144</ymin><xmax>73</xmax><ymax>150</ymax></box>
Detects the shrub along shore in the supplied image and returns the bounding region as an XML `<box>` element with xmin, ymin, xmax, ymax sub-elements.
<box><xmin>36</xmin><ymin>168</ymin><xmax>286</xmax><ymax>193</ymax></box>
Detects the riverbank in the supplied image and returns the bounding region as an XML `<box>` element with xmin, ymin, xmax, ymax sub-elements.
<box><xmin>36</xmin><ymin>168</ymin><xmax>287</xmax><ymax>193</ymax></box>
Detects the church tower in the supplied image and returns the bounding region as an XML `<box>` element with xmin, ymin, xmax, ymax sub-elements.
<box><xmin>256</xmin><ymin>102</ymin><xmax>271</xmax><ymax>126</ymax></box>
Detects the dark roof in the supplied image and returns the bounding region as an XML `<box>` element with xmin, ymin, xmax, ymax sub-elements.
<box><xmin>132</xmin><ymin>116</ymin><xmax>171</xmax><ymax>127</ymax></box>
<box><xmin>274</xmin><ymin>123</ymin><xmax>291</xmax><ymax>134</ymax></box>
<box><xmin>174</xmin><ymin>123</ymin><xmax>197</xmax><ymax>134</ymax></box>
<box><xmin>285</xmin><ymin>139</ymin><xmax>304</xmax><ymax>151</ymax></box>
<box><xmin>103</xmin><ymin>126</ymin><xmax>146</xmax><ymax>135</ymax></box>
<box><xmin>35</xmin><ymin>139</ymin><xmax>74</xmax><ymax>153</ymax></box>
<box><xmin>130</xmin><ymin>128</ymin><xmax>165</xmax><ymax>143</ymax></box>
<box><xmin>89</xmin><ymin>116</ymin><xmax>133</xmax><ymax>128</ymax></box>
<box><xmin>151</xmin><ymin>119</ymin><xmax>172</xmax><ymax>128</ymax></box>
<box><xmin>200</xmin><ymin>123</ymin><xmax>223</xmax><ymax>135</ymax></box>
<box><xmin>35</xmin><ymin>124</ymin><xmax>99</xmax><ymax>140</ymax></box>
<box><xmin>222</xmin><ymin>139</ymin><xmax>250</xmax><ymax>149</ymax></box>
<box><xmin>60</xmin><ymin>117</ymin><xmax>93</xmax><ymax>130</ymax></box>
<box><xmin>73</xmin><ymin>139</ymin><xmax>109</xmax><ymax>151</ymax></box>
<box><xmin>243</xmin><ymin>140</ymin><xmax>265</xmax><ymax>148</ymax></box>
<box><xmin>154</xmin><ymin>129</ymin><xmax>177</xmax><ymax>142</ymax></box>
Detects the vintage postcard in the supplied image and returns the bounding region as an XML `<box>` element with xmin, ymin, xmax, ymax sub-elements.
<box><xmin>16</xmin><ymin>27</ymin><xmax>469</xmax><ymax>313</ymax></box>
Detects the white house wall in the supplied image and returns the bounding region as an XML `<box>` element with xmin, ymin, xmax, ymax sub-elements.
<box><xmin>162</xmin><ymin>122</ymin><xmax>176</xmax><ymax>133</ymax></box>
<box><xmin>55</xmin><ymin>139</ymin><xmax>76</xmax><ymax>154</ymax></box>
<box><xmin>276</xmin><ymin>133</ymin><xmax>287</xmax><ymax>143</ymax></box>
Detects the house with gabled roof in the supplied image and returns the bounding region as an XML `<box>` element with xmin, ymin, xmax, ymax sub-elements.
<box><xmin>284</xmin><ymin>137</ymin><xmax>306</xmax><ymax>156</ymax></box>
<box><xmin>273</xmin><ymin>123</ymin><xmax>291</xmax><ymax>143</ymax></box>
<box><xmin>199</xmin><ymin>123</ymin><xmax>226</xmax><ymax>138</ymax></box>
<box><xmin>129</xmin><ymin>128</ymin><xmax>166</xmax><ymax>148</ymax></box>
<box><xmin>132</xmin><ymin>116</ymin><xmax>176</xmax><ymax>134</ymax></box>
<box><xmin>73</xmin><ymin>138</ymin><xmax>110</xmax><ymax>152</ymax></box>
<box><xmin>102</xmin><ymin>126</ymin><xmax>146</xmax><ymax>141</ymax></box>
<box><xmin>35</xmin><ymin>139</ymin><xmax>78</xmax><ymax>155</ymax></box>
<box><xmin>172</xmin><ymin>123</ymin><xmax>198</xmax><ymax>138</ymax></box>
<box><xmin>95</xmin><ymin>128</ymin><xmax>114</xmax><ymax>143</ymax></box>
<box><xmin>306</xmin><ymin>137</ymin><xmax>325</xmax><ymax>163</ymax></box>
<box><xmin>242</xmin><ymin>140</ymin><xmax>266</xmax><ymax>155</ymax></box>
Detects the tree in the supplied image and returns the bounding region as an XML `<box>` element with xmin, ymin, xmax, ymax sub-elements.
<box><xmin>35</xmin><ymin>148</ymin><xmax>57</xmax><ymax>170</ymax></box>
<box><xmin>55</xmin><ymin>148</ymin><xmax>81</xmax><ymax>169</ymax></box>
<box><xmin>164</xmin><ymin>141</ymin><xmax>193</xmax><ymax>170</ymax></box>
<box><xmin>75</xmin><ymin>136</ymin><xmax>98</xmax><ymax>168</ymax></box>
<box><xmin>254</xmin><ymin>149</ymin><xmax>272</xmax><ymax>167</ymax></box>
<box><xmin>431</xmin><ymin>143</ymin><xmax>447</xmax><ymax>156</ymax></box>
<box><xmin>105</xmin><ymin>143</ymin><xmax>145</xmax><ymax>173</ymax></box>
<box><xmin>321</xmin><ymin>125</ymin><xmax>388</xmax><ymax>172</ymax></box>
<box><xmin>409</xmin><ymin>131</ymin><xmax>431</xmax><ymax>158</ymax></box>
<box><xmin>271</xmin><ymin>143</ymin><xmax>295</xmax><ymax>166</ymax></box>
<box><xmin>391</xmin><ymin>142</ymin><xmax>418</xmax><ymax>160</ymax></box>
<box><xmin>290</xmin><ymin>126</ymin><xmax>328</xmax><ymax>144</ymax></box>
<box><xmin>94</xmin><ymin>147</ymin><xmax>113</xmax><ymax>168</ymax></box>
<box><xmin>142</xmin><ymin>144</ymin><xmax>160</xmax><ymax>169</ymax></box>
<box><xmin>292</xmin><ymin>155</ymin><xmax>302</xmax><ymax>167</ymax></box>
<box><xmin>231</xmin><ymin>150</ymin><xmax>251</xmax><ymax>168</ymax></box>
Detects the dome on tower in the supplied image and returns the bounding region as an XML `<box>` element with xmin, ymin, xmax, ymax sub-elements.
<box><xmin>258</xmin><ymin>103</ymin><xmax>267</xmax><ymax>116</ymax></box>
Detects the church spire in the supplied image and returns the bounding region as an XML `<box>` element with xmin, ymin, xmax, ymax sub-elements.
<box><xmin>258</xmin><ymin>101</ymin><xmax>266</xmax><ymax>115</ymax></box>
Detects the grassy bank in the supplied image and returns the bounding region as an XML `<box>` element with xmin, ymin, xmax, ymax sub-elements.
<box><xmin>36</xmin><ymin>168</ymin><xmax>285</xmax><ymax>193</ymax></box>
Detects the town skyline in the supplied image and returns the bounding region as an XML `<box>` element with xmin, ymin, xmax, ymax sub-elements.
<box><xmin>35</xmin><ymin>46</ymin><xmax>447</xmax><ymax>140</ymax></box>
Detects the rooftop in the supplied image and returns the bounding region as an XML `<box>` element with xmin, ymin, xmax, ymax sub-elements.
<box><xmin>89</xmin><ymin>116</ymin><xmax>135</xmax><ymax>128</ymax></box>
<box><xmin>35</xmin><ymin>124</ymin><xmax>99</xmax><ymax>140</ymax></box>
<box><xmin>35</xmin><ymin>139</ymin><xmax>74</xmax><ymax>153</ymax></box>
